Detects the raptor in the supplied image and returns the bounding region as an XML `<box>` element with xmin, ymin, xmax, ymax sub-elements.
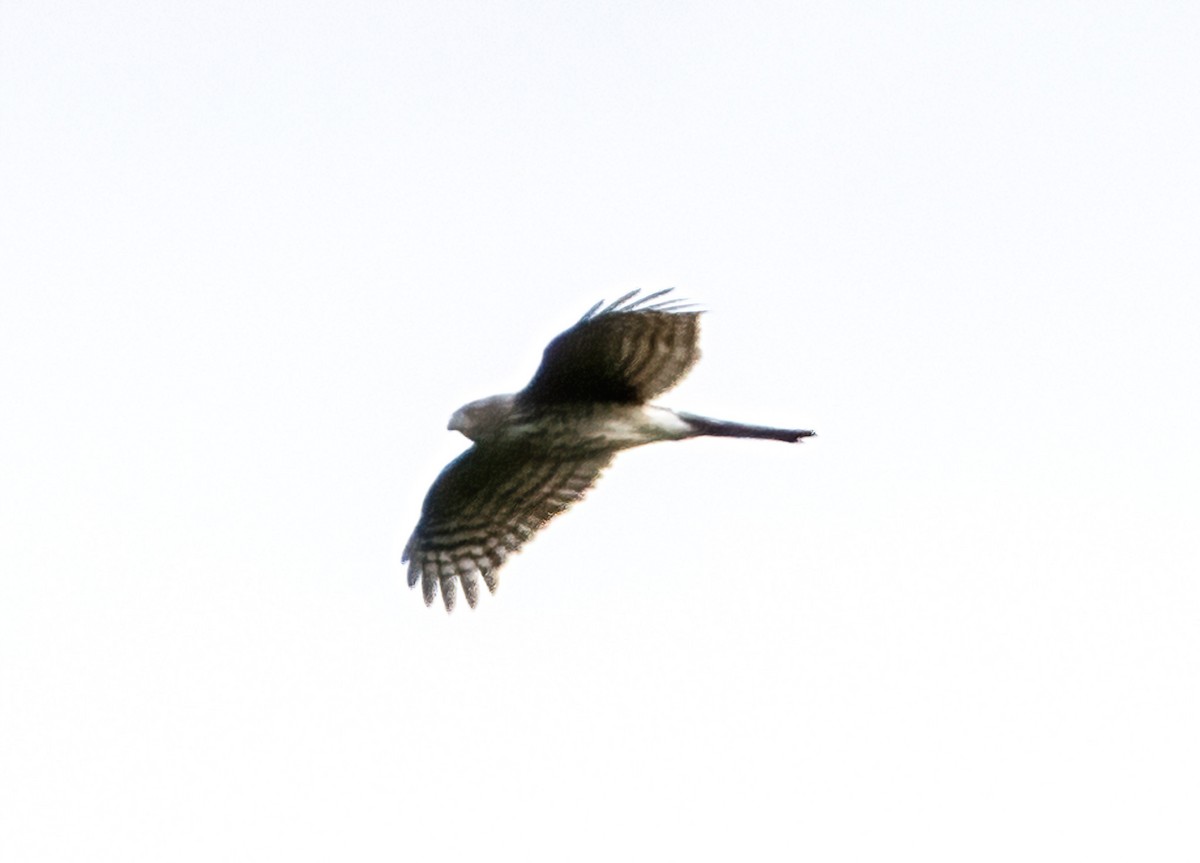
<box><xmin>403</xmin><ymin>289</ymin><xmax>814</xmax><ymax>610</ymax></box>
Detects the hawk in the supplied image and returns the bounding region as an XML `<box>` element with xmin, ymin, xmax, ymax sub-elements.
<box><xmin>403</xmin><ymin>289</ymin><xmax>815</xmax><ymax>611</ymax></box>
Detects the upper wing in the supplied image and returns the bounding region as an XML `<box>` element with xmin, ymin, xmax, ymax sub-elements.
<box><xmin>518</xmin><ymin>289</ymin><xmax>702</xmax><ymax>405</ymax></box>
<box><xmin>403</xmin><ymin>443</ymin><xmax>614</xmax><ymax>611</ymax></box>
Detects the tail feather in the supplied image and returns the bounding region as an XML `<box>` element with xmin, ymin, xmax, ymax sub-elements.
<box><xmin>677</xmin><ymin>411</ymin><xmax>815</xmax><ymax>443</ymax></box>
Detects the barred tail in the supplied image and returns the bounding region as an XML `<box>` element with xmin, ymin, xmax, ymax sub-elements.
<box><xmin>676</xmin><ymin>411</ymin><xmax>815</xmax><ymax>443</ymax></box>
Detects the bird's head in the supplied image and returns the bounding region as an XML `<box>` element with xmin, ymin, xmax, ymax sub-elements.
<box><xmin>448</xmin><ymin>394</ymin><xmax>518</xmax><ymax>442</ymax></box>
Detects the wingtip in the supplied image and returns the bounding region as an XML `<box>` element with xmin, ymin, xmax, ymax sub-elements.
<box><xmin>421</xmin><ymin>567</ymin><xmax>438</xmax><ymax>606</ymax></box>
<box><xmin>440</xmin><ymin>575</ymin><xmax>457</xmax><ymax>612</ymax></box>
<box><xmin>461</xmin><ymin>570</ymin><xmax>480</xmax><ymax>608</ymax></box>
<box><xmin>582</xmin><ymin>287</ymin><xmax>704</xmax><ymax>320</ymax></box>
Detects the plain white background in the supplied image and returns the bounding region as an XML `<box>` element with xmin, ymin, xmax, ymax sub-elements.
<box><xmin>3</xmin><ymin>2</ymin><xmax>1197</xmax><ymax>859</ymax></box>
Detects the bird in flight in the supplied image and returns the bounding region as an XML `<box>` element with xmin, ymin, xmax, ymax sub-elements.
<box><xmin>403</xmin><ymin>289</ymin><xmax>815</xmax><ymax>611</ymax></box>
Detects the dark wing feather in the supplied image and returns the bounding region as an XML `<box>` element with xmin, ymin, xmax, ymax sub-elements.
<box><xmin>518</xmin><ymin>289</ymin><xmax>702</xmax><ymax>405</ymax></box>
<box><xmin>403</xmin><ymin>444</ymin><xmax>614</xmax><ymax>611</ymax></box>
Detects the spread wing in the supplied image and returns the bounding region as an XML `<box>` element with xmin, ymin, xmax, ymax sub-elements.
<box><xmin>403</xmin><ymin>444</ymin><xmax>614</xmax><ymax>611</ymax></box>
<box><xmin>518</xmin><ymin>289</ymin><xmax>702</xmax><ymax>405</ymax></box>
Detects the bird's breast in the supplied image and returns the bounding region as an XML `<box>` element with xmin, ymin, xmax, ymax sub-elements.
<box><xmin>487</xmin><ymin>404</ymin><xmax>692</xmax><ymax>451</ymax></box>
<box><xmin>574</xmin><ymin>404</ymin><xmax>693</xmax><ymax>449</ymax></box>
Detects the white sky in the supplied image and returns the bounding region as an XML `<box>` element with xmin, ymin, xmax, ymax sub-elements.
<box><xmin>2</xmin><ymin>2</ymin><xmax>1198</xmax><ymax>860</ymax></box>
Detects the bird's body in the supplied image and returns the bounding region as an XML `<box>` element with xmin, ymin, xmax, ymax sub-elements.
<box><xmin>451</xmin><ymin>395</ymin><xmax>694</xmax><ymax>449</ymax></box>
<box><xmin>404</xmin><ymin>289</ymin><xmax>814</xmax><ymax>610</ymax></box>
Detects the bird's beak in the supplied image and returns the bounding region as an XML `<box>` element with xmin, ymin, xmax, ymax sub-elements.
<box><xmin>447</xmin><ymin>410</ymin><xmax>464</xmax><ymax>433</ymax></box>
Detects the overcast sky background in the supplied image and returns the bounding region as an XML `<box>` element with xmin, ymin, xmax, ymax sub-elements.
<box><xmin>3</xmin><ymin>2</ymin><xmax>1198</xmax><ymax>860</ymax></box>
